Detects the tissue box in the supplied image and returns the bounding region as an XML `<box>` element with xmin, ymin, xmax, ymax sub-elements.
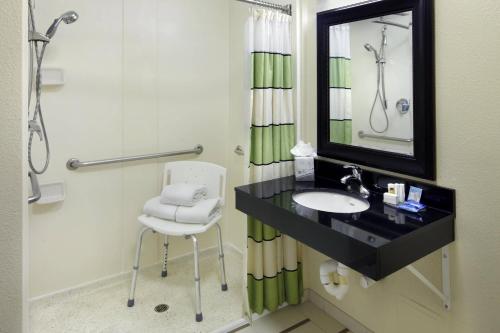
<box><xmin>294</xmin><ymin>157</ymin><xmax>315</xmax><ymax>181</ymax></box>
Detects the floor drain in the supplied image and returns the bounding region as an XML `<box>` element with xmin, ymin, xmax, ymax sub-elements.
<box><xmin>154</xmin><ymin>304</ymin><xmax>169</xmax><ymax>313</ymax></box>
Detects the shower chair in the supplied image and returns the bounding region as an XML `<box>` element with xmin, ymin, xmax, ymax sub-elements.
<box><xmin>127</xmin><ymin>161</ymin><xmax>228</xmax><ymax>322</ymax></box>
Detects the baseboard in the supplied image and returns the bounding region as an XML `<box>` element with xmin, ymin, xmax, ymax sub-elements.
<box><xmin>30</xmin><ymin>242</ymin><xmax>242</xmax><ymax>304</ymax></box>
<box><xmin>209</xmin><ymin>317</ymin><xmax>250</xmax><ymax>333</ymax></box>
<box><xmin>210</xmin><ymin>290</ymin><xmax>371</xmax><ymax>333</ymax></box>
<box><xmin>29</xmin><ymin>262</ymin><xmax>155</xmax><ymax>304</ymax></box>
<box><xmin>306</xmin><ymin>288</ymin><xmax>374</xmax><ymax>333</ymax></box>
<box><xmin>250</xmin><ymin>302</ymin><xmax>290</xmax><ymax>322</ymax></box>
<box><xmin>225</xmin><ymin>242</ymin><xmax>244</xmax><ymax>256</ymax></box>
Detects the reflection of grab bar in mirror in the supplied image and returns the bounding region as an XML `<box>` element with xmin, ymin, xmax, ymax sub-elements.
<box><xmin>358</xmin><ymin>131</ymin><xmax>413</xmax><ymax>143</ymax></box>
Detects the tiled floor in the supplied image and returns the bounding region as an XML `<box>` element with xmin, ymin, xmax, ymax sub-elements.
<box><xmin>237</xmin><ymin>301</ymin><xmax>350</xmax><ymax>333</ymax></box>
<box><xmin>30</xmin><ymin>247</ymin><xmax>352</xmax><ymax>333</ymax></box>
<box><xmin>30</xmin><ymin>248</ymin><xmax>244</xmax><ymax>333</ymax></box>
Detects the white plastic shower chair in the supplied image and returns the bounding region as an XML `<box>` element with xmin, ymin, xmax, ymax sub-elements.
<box><xmin>127</xmin><ymin>161</ymin><xmax>228</xmax><ymax>322</ymax></box>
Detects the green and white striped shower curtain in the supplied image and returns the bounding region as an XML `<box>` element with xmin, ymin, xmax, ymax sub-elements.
<box><xmin>246</xmin><ymin>9</ymin><xmax>303</xmax><ymax>315</ymax></box>
<box><xmin>330</xmin><ymin>24</ymin><xmax>352</xmax><ymax>144</ymax></box>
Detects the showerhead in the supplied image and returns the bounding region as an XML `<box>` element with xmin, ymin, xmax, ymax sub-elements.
<box><xmin>45</xmin><ymin>11</ymin><xmax>79</xmax><ymax>39</ymax></box>
<box><xmin>62</xmin><ymin>11</ymin><xmax>79</xmax><ymax>24</ymax></box>
<box><xmin>364</xmin><ymin>43</ymin><xmax>380</xmax><ymax>61</ymax></box>
<box><xmin>364</xmin><ymin>43</ymin><xmax>375</xmax><ymax>52</ymax></box>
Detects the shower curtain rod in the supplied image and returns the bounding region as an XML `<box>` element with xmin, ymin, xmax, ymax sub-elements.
<box><xmin>373</xmin><ymin>20</ymin><xmax>411</xmax><ymax>30</ymax></box>
<box><xmin>236</xmin><ymin>0</ymin><xmax>292</xmax><ymax>15</ymax></box>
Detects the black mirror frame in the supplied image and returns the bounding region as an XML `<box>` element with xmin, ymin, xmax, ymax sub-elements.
<box><xmin>317</xmin><ymin>0</ymin><xmax>435</xmax><ymax>180</ymax></box>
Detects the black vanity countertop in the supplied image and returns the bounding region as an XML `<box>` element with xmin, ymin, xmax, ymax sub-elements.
<box><xmin>235</xmin><ymin>170</ymin><xmax>455</xmax><ymax>280</ymax></box>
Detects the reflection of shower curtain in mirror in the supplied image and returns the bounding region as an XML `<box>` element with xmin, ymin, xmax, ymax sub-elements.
<box><xmin>329</xmin><ymin>24</ymin><xmax>352</xmax><ymax>144</ymax></box>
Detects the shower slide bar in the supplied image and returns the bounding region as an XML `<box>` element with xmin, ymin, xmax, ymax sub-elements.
<box><xmin>235</xmin><ymin>0</ymin><xmax>292</xmax><ymax>15</ymax></box>
<box><xmin>66</xmin><ymin>145</ymin><xmax>203</xmax><ymax>170</ymax></box>
<box><xmin>358</xmin><ymin>131</ymin><xmax>413</xmax><ymax>143</ymax></box>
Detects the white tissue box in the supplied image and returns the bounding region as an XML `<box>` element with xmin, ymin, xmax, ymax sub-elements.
<box><xmin>294</xmin><ymin>156</ymin><xmax>315</xmax><ymax>181</ymax></box>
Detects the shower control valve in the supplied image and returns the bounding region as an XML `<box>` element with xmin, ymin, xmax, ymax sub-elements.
<box><xmin>396</xmin><ymin>98</ymin><xmax>410</xmax><ymax>114</ymax></box>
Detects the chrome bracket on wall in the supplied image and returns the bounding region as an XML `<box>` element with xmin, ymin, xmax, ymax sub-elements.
<box><xmin>234</xmin><ymin>145</ymin><xmax>245</xmax><ymax>156</ymax></box>
<box><xmin>28</xmin><ymin>171</ymin><xmax>42</xmax><ymax>204</ymax></box>
<box><xmin>406</xmin><ymin>246</ymin><xmax>451</xmax><ymax>310</ymax></box>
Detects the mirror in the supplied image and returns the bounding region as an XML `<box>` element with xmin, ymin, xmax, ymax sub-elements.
<box><xmin>328</xmin><ymin>11</ymin><xmax>413</xmax><ymax>155</ymax></box>
<box><xmin>317</xmin><ymin>0</ymin><xmax>435</xmax><ymax>179</ymax></box>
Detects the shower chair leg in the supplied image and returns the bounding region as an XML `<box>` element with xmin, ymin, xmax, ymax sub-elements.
<box><xmin>127</xmin><ymin>226</ymin><xmax>150</xmax><ymax>307</ymax></box>
<box><xmin>215</xmin><ymin>223</ymin><xmax>228</xmax><ymax>291</ymax></box>
<box><xmin>161</xmin><ymin>235</ymin><xmax>169</xmax><ymax>277</ymax></box>
<box><xmin>191</xmin><ymin>235</ymin><xmax>203</xmax><ymax>322</ymax></box>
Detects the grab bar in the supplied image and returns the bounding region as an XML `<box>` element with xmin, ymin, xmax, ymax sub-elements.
<box><xmin>358</xmin><ymin>131</ymin><xmax>413</xmax><ymax>143</ymax></box>
<box><xmin>28</xmin><ymin>171</ymin><xmax>42</xmax><ymax>204</ymax></box>
<box><xmin>66</xmin><ymin>145</ymin><xmax>203</xmax><ymax>170</ymax></box>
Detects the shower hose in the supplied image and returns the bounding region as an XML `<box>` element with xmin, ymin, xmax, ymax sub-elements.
<box><xmin>28</xmin><ymin>0</ymin><xmax>51</xmax><ymax>175</ymax></box>
<box><xmin>369</xmin><ymin>59</ymin><xmax>389</xmax><ymax>134</ymax></box>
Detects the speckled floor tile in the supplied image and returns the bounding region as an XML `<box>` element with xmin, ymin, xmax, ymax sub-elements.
<box><xmin>30</xmin><ymin>248</ymin><xmax>244</xmax><ymax>333</ymax></box>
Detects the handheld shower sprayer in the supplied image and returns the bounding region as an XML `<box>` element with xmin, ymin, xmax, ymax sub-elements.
<box><xmin>364</xmin><ymin>43</ymin><xmax>380</xmax><ymax>62</ymax></box>
<box><xmin>363</xmin><ymin>43</ymin><xmax>374</xmax><ymax>52</ymax></box>
<box><xmin>28</xmin><ymin>2</ymin><xmax>79</xmax><ymax>176</ymax></box>
<box><xmin>45</xmin><ymin>11</ymin><xmax>79</xmax><ymax>39</ymax></box>
<box><xmin>364</xmin><ymin>29</ymin><xmax>389</xmax><ymax>133</ymax></box>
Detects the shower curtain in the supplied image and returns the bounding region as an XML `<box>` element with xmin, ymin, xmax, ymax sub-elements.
<box><xmin>329</xmin><ymin>24</ymin><xmax>352</xmax><ymax>144</ymax></box>
<box><xmin>246</xmin><ymin>9</ymin><xmax>303</xmax><ymax>315</ymax></box>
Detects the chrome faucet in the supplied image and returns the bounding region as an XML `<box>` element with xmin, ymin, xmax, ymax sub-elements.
<box><xmin>341</xmin><ymin>165</ymin><xmax>370</xmax><ymax>198</ymax></box>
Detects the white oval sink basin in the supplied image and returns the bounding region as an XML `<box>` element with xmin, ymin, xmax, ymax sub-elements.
<box><xmin>293</xmin><ymin>190</ymin><xmax>370</xmax><ymax>214</ymax></box>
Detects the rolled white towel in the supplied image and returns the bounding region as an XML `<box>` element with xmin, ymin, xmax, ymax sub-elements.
<box><xmin>320</xmin><ymin>260</ymin><xmax>350</xmax><ymax>300</ymax></box>
<box><xmin>143</xmin><ymin>196</ymin><xmax>177</xmax><ymax>220</ymax></box>
<box><xmin>176</xmin><ymin>198</ymin><xmax>222</xmax><ymax>224</ymax></box>
<box><xmin>160</xmin><ymin>183</ymin><xmax>208</xmax><ymax>207</ymax></box>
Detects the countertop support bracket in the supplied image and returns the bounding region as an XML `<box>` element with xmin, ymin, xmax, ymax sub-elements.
<box><xmin>406</xmin><ymin>246</ymin><xmax>451</xmax><ymax>310</ymax></box>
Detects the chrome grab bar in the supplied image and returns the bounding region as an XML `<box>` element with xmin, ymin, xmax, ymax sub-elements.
<box><xmin>66</xmin><ymin>145</ymin><xmax>203</xmax><ymax>170</ymax></box>
<box><xmin>28</xmin><ymin>171</ymin><xmax>42</xmax><ymax>204</ymax></box>
<box><xmin>358</xmin><ymin>131</ymin><xmax>413</xmax><ymax>143</ymax></box>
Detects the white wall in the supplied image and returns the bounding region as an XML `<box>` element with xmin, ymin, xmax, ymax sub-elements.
<box><xmin>350</xmin><ymin>14</ymin><xmax>413</xmax><ymax>155</ymax></box>
<box><xmin>226</xmin><ymin>1</ymin><xmax>252</xmax><ymax>253</ymax></box>
<box><xmin>0</xmin><ymin>0</ymin><xmax>28</xmax><ymax>331</ymax></box>
<box><xmin>29</xmin><ymin>0</ymin><xmax>231</xmax><ymax>298</ymax></box>
<box><xmin>302</xmin><ymin>0</ymin><xmax>500</xmax><ymax>332</ymax></box>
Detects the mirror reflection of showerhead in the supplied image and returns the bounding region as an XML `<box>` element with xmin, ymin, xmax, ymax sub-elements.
<box><xmin>364</xmin><ymin>43</ymin><xmax>380</xmax><ymax>62</ymax></box>
<box><xmin>46</xmin><ymin>11</ymin><xmax>79</xmax><ymax>39</ymax></box>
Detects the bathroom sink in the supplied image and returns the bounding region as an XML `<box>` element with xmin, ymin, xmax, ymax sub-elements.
<box><xmin>292</xmin><ymin>190</ymin><xmax>370</xmax><ymax>214</ymax></box>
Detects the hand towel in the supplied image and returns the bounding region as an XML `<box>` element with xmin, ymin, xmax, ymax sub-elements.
<box><xmin>160</xmin><ymin>183</ymin><xmax>208</xmax><ymax>207</ymax></box>
<box><xmin>176</xmin><ymin>198</ymin><xmax>222</xmax><ymax>224</ymax></box>
<box><xmin>143</xmin><ymin>196</ymin><xmax>177</xmax><ymax>220</ymax></box>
